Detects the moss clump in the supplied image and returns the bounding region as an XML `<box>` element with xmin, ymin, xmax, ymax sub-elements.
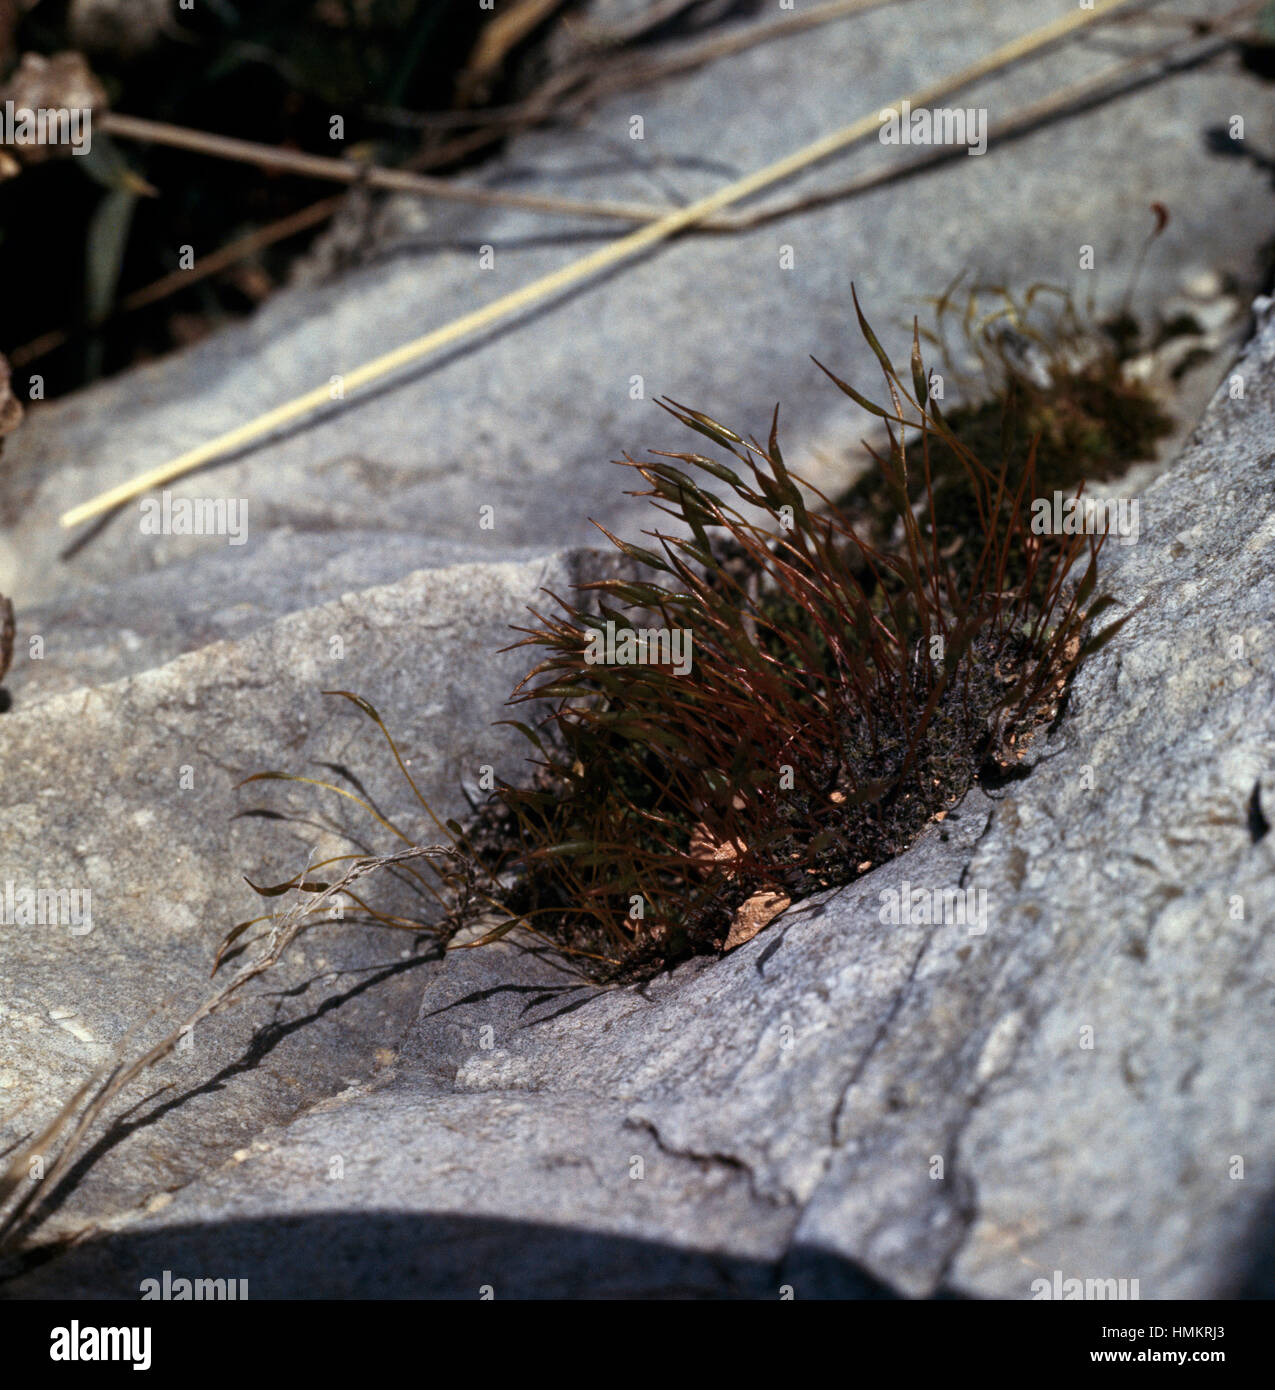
<box><xmin>834</xmin><ymin>284</ymin><xmax>1172</xmax><ymax>577</ymax></box>
<box><xmin>455</xmin><ymin>291</ymin><xmax>1129</xmax><ymax>977</ymax></box>
<box><xmin>234</xmin><ymin>287</ymin><xmax>1140</xmax><ymax>983</ymax></box>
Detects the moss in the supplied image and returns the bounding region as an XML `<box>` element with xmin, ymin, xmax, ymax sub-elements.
<box><xmin>454</xmin><ymin>291</ymin><xmax>1130</xmax><ymax>977</ymax></box>
<box><xmin>837</xmin><ymin>290</ymin><xmax>1171</xmax><ymax>542</ymax></box>
<box><xmin>236</xmin><ymin>286</ymin><xmax>1144</xmax><ymax>983</ymax></box>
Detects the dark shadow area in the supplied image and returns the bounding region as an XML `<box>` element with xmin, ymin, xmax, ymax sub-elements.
<box><xmin>8</xmin><ymin>1191</ymin><xmax>1275</xmax><ymax>1297</ymax></box>
<box><xmin>1</xmin><ymin>1210</ymin><xmax>901</xmax><ymax>1301</ymax></box>
<box><xmin>1228</xmin><ymin>1184</ymin><xmax>1275</xmax><ymax>1298</ymax></box>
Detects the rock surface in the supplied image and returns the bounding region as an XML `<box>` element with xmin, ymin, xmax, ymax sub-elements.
<box><xmin>2</xmin><ymin>0</ymin><xmax>1275</xmax><ymax>1300</ymax></box>
<box><xmin>0</xmin><ymin>551</ymin><xmax>603</xmax><ymax>1244</ymax></box>
<box><xmin>1</xmin><ymin>0</ymin><xmax>1270</xmax><ymax>622</ymax></box>
<box><xmin>6</xmin><ymin>310</ymin><xmax>1275</xmax><ymax>1298</ymax></box>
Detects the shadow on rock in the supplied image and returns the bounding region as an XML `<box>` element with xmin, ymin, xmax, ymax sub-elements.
<box><xmin>2</xmin><ymin>1211</ymin><xmax>903</xmax><ymax>1300</ymax></box>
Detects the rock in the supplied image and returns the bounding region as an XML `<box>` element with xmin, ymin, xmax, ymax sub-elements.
<box><xmin>6</xmin><ymin>529</ymin><xmax>560</xmax><ymax>707</ymax></box>
<box><xmin>1161</xmin><ymin>294</ymin><xmax>1243</xmax><ymax>339</ymax></box>
<box><xmin>1180</xmin><ymin>268</ymin><xmax>1227</xmax><ymax>301</ymax></box>
<box><xmin>2</xmin><ymin>0</ymin><xmax>1272</xmax><ymax>612</ymax></box>
<box><xmin>0</xmin><ymin>550</ymin><xmax>604</xmax><ymax>1243</ymax></box>
<box><xmin>4</xmin><ymin>0</ymin><xmax>1275</xmax><ymax>1300</ymax></box>
<box><xmin>0</xmin><ymin>353</ymin><xmax>22</xmax><ymax>439</ymax></box>
<box><xmin>0</xmin><ymin>52</ymin><xmax>106</xmax><ymax>165</ymax></box>
<box><xmin>69</xmin><ymin>0</ymin><xmax>170</xmax><ymax>62</ymax></box>
<box><xmin>7</xmin><ymin>313</ymin><xmax>1275</xmax><ymax>1297</ymax></box>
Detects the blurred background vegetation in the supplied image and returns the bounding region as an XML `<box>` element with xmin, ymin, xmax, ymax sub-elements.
<box><xmin>0</xmin><ymin>0</ymin><xmax>650</xmax><ymax>397</ymax></box>
<box><xmin>6</xmin><ymin>0</ymin><xmax>1271</xmax><ymax>404</ymax></box>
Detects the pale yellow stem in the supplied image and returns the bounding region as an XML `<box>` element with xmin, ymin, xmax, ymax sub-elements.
<box><xmin>61</xmin><ymin>0</ymin><xmax>1146</xmax><ymax>530</ymax></box>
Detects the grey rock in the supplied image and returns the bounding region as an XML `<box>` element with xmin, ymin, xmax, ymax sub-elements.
<box><xmin>0</xmin><ymin>550</ymin><xmax>601</xmax><ymax>1242</ymax></box>
<box><xmin>6</xmin><ymin>529</ymin><xmax>562</xmax><ymax>706</ymax></box>
<box><xmin>9</xmin><ymin>313</ymin><xmax>1275</xmax><ymax>1298</ymax></box>
<box><xmin>1</xmin><ymin>0</ymin><xmax>1271</xmax><ymax>616</ymax></box>
<box><xmin>4</xmin><ymin>0</ymin><xmax>1275</xmax><ymax>1302</ymax></box>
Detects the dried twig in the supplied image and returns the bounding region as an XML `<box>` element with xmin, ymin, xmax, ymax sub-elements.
<box><xmin>571</xmin><ymin>0</ymin><xmax>711</xmax><ymax>47</ymax></box>
<box><xmin>707</xmin><ymin>8</ymin><xmax>1253</xmax><ymax>233</ymax></box>
<box><xmin>5</xmin><ymin>0</ymin><xmax>936</xmax><ymax>369</ymax></box>
<box><xmin>455</xmin><ymin>0</ymin><xmax>570</xmax><ymax>106</ymax></box>
<box><xmin>25</xmin><ymin>11</ymin><xmax>1236</xmax><ymax>373</ymax></box>
<box><xmin>0</xmin><ymin>594</ymin><xmax>13</xmax><ymax>685</ymax></box>
<box><xmin>370</xmin><ymin>0</ymin><xmax>914</xmax><ymax>160</ymax></box>
<box><xmin>98</xmin><ymin>111</ymin><xmax>677</xmax><ymax>225</ymax></box>
<box><xmin>569</xmin><ymin>0</ymin><xmax>910</xmax><ymax>93</ymax></box>
<box><xmin>8</xmin><ymin>198</ymin><xmax>344</xmax><ymax>369</ymax></box>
